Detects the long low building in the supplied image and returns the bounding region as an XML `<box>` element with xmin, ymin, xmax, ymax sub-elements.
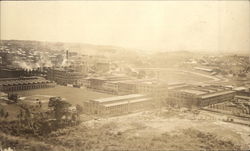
<box><xmin>167</xmin><ymin>84</ymin><xmax>236</xmax><ymax>108</ymax></box>
<box><xmin>0</xmin><ymin>76</ymin><xmax>55</xmax><ymax>92</ymax></box>
<box><xmin>83</xmin><ymin>94</ymin><xmax>152</xmax><ymax>116</ymax></box>
<box><xmin>85</xmin><ymin>76</ymin><xmax>168</xmax><ymax>102</ymax></box>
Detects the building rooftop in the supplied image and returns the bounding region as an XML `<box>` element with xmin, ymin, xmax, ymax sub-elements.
<box><xmin>180</xmin><ymin>89</ymin><xmax>207</xmax><ymax>95</ymax></box>
<box><xmin>169</xmin><ymin>84</ymin><xmax>235</xmax><ymax>99</ymax></box>
<box><xmin>92</xmin><ymin>94</ymin><xmax>145</xmax><ymax>103</ymax></box>
<box><xmin>235</xmin><ymin>95</ymin><xmax>250</xmax><ymax>100</ymax></box>
<box><xmin>168</xmin><ymin>84</ymin><xmax>189</xmax><ymax>90</ymax></box>
<box><xmin>103</xmin><ymin>98</ymin><xmax>151</xmax><ymax>107</ymax></box>
<box><xmin>233</xmin><ymin>87</ymin><xmax>248</xmax><ymax>91</ymax></box>
<box><xmin>0</xmin><ymin>77</ymin><xmax>52</xmax><ymax>86</ymax></box>
<box><xmin>194</xmin><ymin>67</ymin><xmax>213</xmax><ymax>72</ymax></box>
<box><xmin>201</xmin><ymin>90</ymin><xmax>235</xmax><ymax>99</ymax></box>
<box><xmin>168</xmin><ymin>82</ymin><xmax>186</xmax><ymax>86</ymax></box>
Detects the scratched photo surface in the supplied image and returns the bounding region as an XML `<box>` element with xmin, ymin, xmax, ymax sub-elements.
<box><xmin>0</xmin><ymin>1</ymin><xmax>250</xmax><ymax>151</ymax></box>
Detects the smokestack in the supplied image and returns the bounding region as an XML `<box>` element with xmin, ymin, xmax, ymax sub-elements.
<box><xmin>66</xmin><ymin>50</ymin><xmax>69</xmax><ymax>67</ymax></box>
<box><xmin>66</xmin><ymin>50</ymin><xmax>69</xmax><ymax>60</ymax></box>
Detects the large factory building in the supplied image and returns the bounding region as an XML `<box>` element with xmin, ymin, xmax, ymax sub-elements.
<box><xmin>47</xmin><ymin>67</ymin><xmax>84</xmax><ymax>85</ymax></box>
<box><xmin>167</xmin><ymin>84</ymin><xmax>235</xmax><ymax>108</ymax></box>
<box><xmin>0</xmin><ymin>76</ymin><xmax>55</xmax><ymax>92</ymax></box>
<box><xmin>137</xmin><ymin>80</ymin><xmax>168</xmax><ymax>102</ymax></box>
<box><xmin>83</xmin><ymin>94</ymin><xmax>152</xmax><ymax>116</ymax></box>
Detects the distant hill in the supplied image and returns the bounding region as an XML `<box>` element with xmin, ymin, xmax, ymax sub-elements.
<box><xmin>0</xmin><ymin>40</ymin><xmax>145</xmax><ymax>66</ymax></box>
<box><xmin>1</xmin><ymin>40</ymin><xmax>248</xmax><ymax>68</ymax></box>
<box><xmin>0</xmin><ymin>40</ymin><xmax>130</xmax><ymax>55</ymax></box>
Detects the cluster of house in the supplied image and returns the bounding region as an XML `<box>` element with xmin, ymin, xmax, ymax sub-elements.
<box><xmin>185</xmin><ymin>55</ymin><xmax>250</xmax><ymax>81</ymax></box>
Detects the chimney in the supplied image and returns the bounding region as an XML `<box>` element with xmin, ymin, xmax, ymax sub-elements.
<box><xmin>66</xmin><ymin>50</ymin><xmax>69</xmax><ymax>60</ymax></box>
<box><xmin>66</xmin><ymin>50</ymin><xmax>69</xmax><ymax>66</ymax></box>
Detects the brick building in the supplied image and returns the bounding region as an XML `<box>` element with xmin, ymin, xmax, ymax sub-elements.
<box><xmin>47</xmin><ymin>67</ymin><xmax>84</xmax><ymax>85</ymax></box>
<box><xmin>0</xmin><ymin>76</ymin><xmax>55</xmax><ymax>92</ymax></box>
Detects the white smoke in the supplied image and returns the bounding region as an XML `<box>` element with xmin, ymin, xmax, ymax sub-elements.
<box><xmin>61</xmin><ymin>57</ymin><xmax>68</xmax><ymax>67</ymax></box>
<box><xmin>61</xmin><ymin>53</ymin><xmax>71</xmax><ymax>67</ymax></box>
<box><xmin>13</xmin><ymin>53</ymin><xmax>53</xmax><ymax>70</ymax></box>
<box><xmin>14</xmin><ymin>60</ymin><xmax>33</xmax><ymax>70</ymax></box>
<box><xmin>38</xmin><ymin>54</ymin><xmax>53</xmax><ymax>67</ymax></box>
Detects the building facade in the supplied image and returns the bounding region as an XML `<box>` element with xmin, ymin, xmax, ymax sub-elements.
<box><xmin>47</xmin><ymin>67</ymin><xmax>84</xmax><ymax>85</ymax></box>
<box><xmin>137</xmin><ymin>81</ymin><xmax>168</xmax><ymax>102</ymax></box>
<box><xmin>83</xmin><ymin>94</ymin><xmax>152</xmax><ymax>116</ymax></box>
<box><xmin>0</xmin><ymin>76</ymin><xmax>55</xmax><ymax>92</ymax></box>
<box><xmin>167</xmin><ymin>84</ymin><xmax>236</xmax><ymax>108</ymax></box>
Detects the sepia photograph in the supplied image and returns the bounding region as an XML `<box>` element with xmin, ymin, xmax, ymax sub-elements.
<box><xmin>0</xmin><ymin>0</ymin><xmax>250</xmax><ymax>151</ymax></box>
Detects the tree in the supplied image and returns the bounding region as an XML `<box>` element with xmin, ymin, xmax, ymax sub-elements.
<box><xmin>38</xmin><ymin>101</ymin><xmax>42</xmax><ymax>108</ymax></box>
<box><xmin>8</xmin><ymin>94</ymin><xmax>20</xmax><ymax>103</ymax></box>
<box><xmin>48</xmin><ymin>97</ymin><xmax>62</xmax><ymax>107</ymax></box>
<box><xmin>54</xmin><ymin>101</ymin><xmax>71</xmax><ymax>120</ymax></box>
<box><xmin>76</xmin><ymin>104</ymin><xmax>83</xmax><ymax>114</ymax></box>
<box><xmin>49</xmin><ymin>97</ymin><xmax>71</xmax><ymax>121</ymax></box>
<box><xmin>4</xmin><ymin>112</ymin><xmax>9</xmax><ymax>119</ymax></box>
<box><xmin>0</xmin><ymin>109</ymin><xmax>4</xmax><ymax>118</ymax></box>
<box><xmin>19</xmin><ymin>109</ymin><xmax>23</xmax><ymax>120</ymax></box>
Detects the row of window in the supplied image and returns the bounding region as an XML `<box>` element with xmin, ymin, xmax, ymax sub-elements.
<box><xmin>0</xmin><ymin>83</ymin><xmax>55</xmax><ymax>91</ymax></box>
<box><xmin>98</xmin><ymin>101</ymin><xmax>149</xmax><ymax>114</ymax></box>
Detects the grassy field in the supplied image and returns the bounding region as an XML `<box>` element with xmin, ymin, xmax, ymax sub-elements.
<box><xmin>1</xmin><ymin>86</ymin><xmax>113</xmax><ymax>121</ymax></box>
<box><xmin>13</xmin><ymin>86</ymin><xmax>114</xmax><ymax>105</ymax></box>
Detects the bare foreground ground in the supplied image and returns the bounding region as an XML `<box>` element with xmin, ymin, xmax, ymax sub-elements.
<box><xmin>1</xmin><ymin>108</ymin><xmax>249</xmax><ymax>151</ymax></box>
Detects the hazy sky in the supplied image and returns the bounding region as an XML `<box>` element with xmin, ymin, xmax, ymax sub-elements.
<box><xmin>1</xmin><ymin>1</ymin><xmax>249</xmax><ymax>52</ymax></box>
